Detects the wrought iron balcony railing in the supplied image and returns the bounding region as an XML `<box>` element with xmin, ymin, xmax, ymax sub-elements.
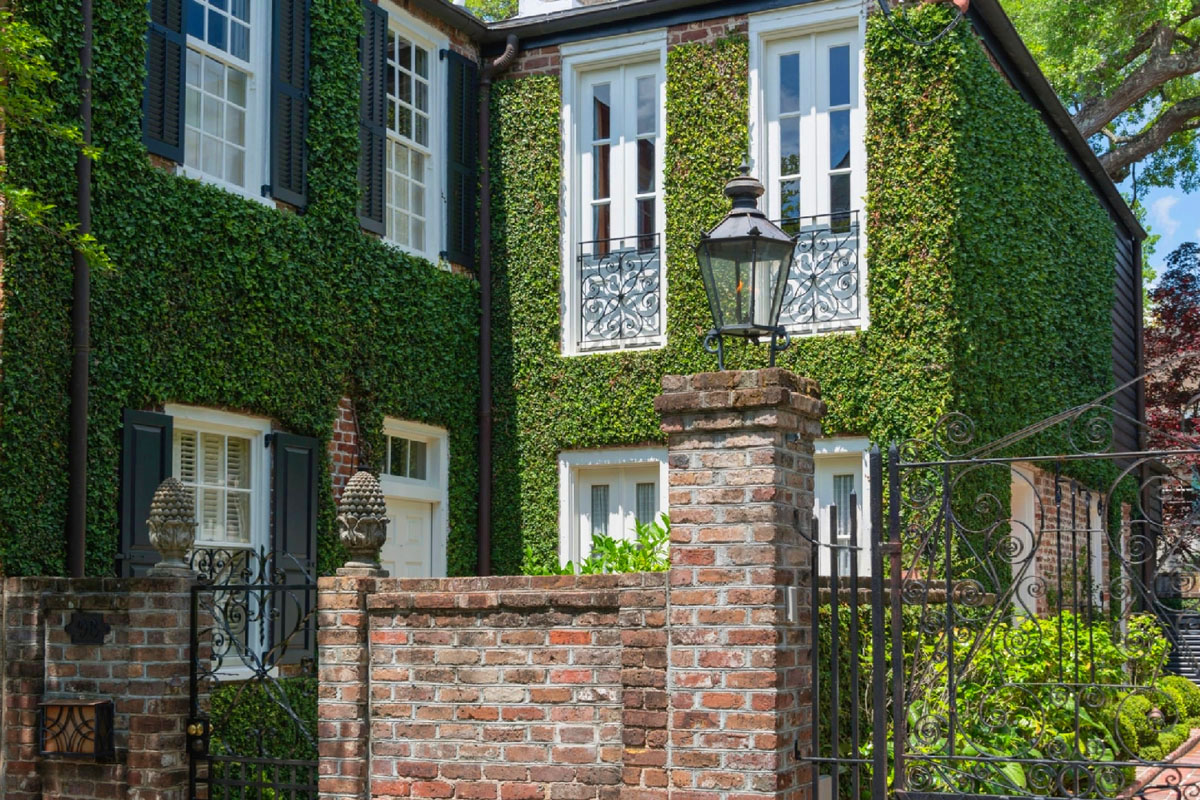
<box><xmin>577</xmin><ymin>233</ymin><xmax>662</xmax><ymax>348</ymax></box>
<box><xmin>776</xmin><ymin>210</ymin><xmax>862</xmax><ymax>329</ymax></box>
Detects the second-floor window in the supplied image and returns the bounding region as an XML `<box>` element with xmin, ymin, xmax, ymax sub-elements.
<box><xmin>564</xmin><ymin>40</ymin><xmax>666</xmax><ymax>355</ymax></box>
<box><xmin>385</xmin><ymin>29</ymin><xmax>433</xmax><ymax>252</ymax></box>
<box><xmin>184</xmin><ymin>0</ymin><xmax>265</xmax><ymax>194</ymax></box>
<box><xmin>760</xmin><ymin>25</ymin><xmax>865</xmax><ymax>332</ymax></box>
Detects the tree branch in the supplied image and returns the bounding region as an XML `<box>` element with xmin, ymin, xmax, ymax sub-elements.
<box><xmin>1073</xmin><ymin>22</ymin><xmax>1200</xmax><ymax>138</ymax></box>
<box><xmin>1098</xmin><ymin>96</ymin><xmax>1200</xmax><ymax>181</ymax></box>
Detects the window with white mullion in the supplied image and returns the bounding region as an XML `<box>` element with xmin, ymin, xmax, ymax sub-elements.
<box><xmin>631</xmin><ymin>74</ymin><xmax>657</xmax><ymax>250</ymax></box>
<box><xmin>184</xmin><ymin>0</ymin><xmax>255</xmax><ymax>189</ymax></box>
<box><xmin>583</xmin><ymin>74</ymin><xmax>616</xmax><ymax>254</ymax></box>
<box><xmin>823</xmin><ymin>42</ymin><xmax>853</xmax><ymax>232</ymax></box>
<box><xmin>175</xmin><ymin>428</ymin><xmax>253</xmax><ymax>547</ymax></box>
<box><xmin>385</xmin><ymin>28</ymin><xmax>432</xmax><ymax>252</ymax></box>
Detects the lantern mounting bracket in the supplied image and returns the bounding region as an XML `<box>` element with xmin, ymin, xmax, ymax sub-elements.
<box><xmin>703</xmin><ymin>326</ymin><xmax>791</xmax><ymax>371</ymax></box>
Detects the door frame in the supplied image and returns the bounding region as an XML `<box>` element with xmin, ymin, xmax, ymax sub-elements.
<box><xmin>380</xmin><ymin>418</ymin><xmax>449</xmax><ymax>577</ymax></box>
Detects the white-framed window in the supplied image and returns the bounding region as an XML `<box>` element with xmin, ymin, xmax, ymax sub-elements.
<box><xmin>557</xmin><ymin>447</ymin><xmax>668</xmax><ymax>567</ymax></box>
<box><xmin>381</xmin><ymin>10</ymin><xmax>445</xmax><ymax>261</ymax></box>
<box><xmin>378</xmin><ymin>419</ymin><xmax>449</xmax><ymax>578</ymax></box>
<box><xmin>750</xmin><ymin>0</ymin><xmax>867</xmax><ymax>335</ymax></box>
<box><xmin>183</xmin><ymin>0</ymin><xmax>269</xmax><ymax>197</ymax></box>
<box><xmin>165</xmin><ymin>404</ymin><xmax>272</xmax><ymax>553</ymax></box>
<box><xmin>562</xmin><ymin>31</ymin><xmax>667</xmax><ymax>355</ymax></box>
<box><xmin>814</xmin><ymin>437</ymin><xmax>871</xmax><ymax>577</ymax></box>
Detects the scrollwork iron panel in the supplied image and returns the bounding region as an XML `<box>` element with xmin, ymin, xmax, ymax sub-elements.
<box><xmin>883</xmin><ymin>401</ymin><xmax>1200</xmax><ymax>800</ymax></box>
<box><xmin>777</xmin><ymin>211</ymin><xmax>861</xmax><ymax>329</ymax></box>
<box><xmin>577</xmin><ymin>234</ymin><xmax>662</xmax><ymax>347</ymax></box>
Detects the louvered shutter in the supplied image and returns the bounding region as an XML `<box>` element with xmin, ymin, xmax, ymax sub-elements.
<box><xmin>358</xmin><ymin>0</ymin><xmax>388</xmax><ymax>234</ymax></box>
<box><xmin>271</xmin><ymin>433</ymin><xmax>318</xmax><ymax>666</ymax></box>
<box><xmin>444</xmin><ymin>50</ymin><xmax>479</xmax><ymax>268</ymax></box>
<box><xmin>117</xmin><ymin>410</ymin><xmax>173</xmax><ymax>577</ymax></box>
<box><xmin>143</xmin><ymin>0</ymin><xmax>186</xmax><ymax>161</ymax></box>
<box><xmin>271</xmin><ymin>0</ymin><xmax>309</xmax><ymax>207</ymax></box>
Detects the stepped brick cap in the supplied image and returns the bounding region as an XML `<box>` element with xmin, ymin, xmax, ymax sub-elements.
<box><xmin>655</xmin><ymin>367</ymin><xmax>825</xmax><ymax>425</ymax></box>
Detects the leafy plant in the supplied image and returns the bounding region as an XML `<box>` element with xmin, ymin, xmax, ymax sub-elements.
<box><xmin>524</xmin><ymin>514</ymin><xmax>670</xmax><ymax>575</ymax></box>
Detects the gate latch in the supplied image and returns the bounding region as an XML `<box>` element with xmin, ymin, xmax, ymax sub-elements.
<box><xmin>186</xmin><ymin>719</ymin><xmax>212</xmax><ymax>756</ymax></box>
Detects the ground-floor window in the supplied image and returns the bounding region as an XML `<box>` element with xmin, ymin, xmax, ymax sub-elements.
<box><xmin>378</xmin><ymin>418</ymin><xmax>449</xmax><ymax>578</ymax></box>
<box><xmin>814</xmin><ymin>437</ymin><xmax>871</xmax><ymax>577</ymax></box>
<box><xmin>557</xmin><ymin>447</ymin><xmax>668</xmax><ymax>567</ymax></box>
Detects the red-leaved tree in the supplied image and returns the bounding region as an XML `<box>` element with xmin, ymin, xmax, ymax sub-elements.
<box><xmin>1144</xmin><ymin>242</ymin><xmax>1200</xmax><ymax>552</ymax></box>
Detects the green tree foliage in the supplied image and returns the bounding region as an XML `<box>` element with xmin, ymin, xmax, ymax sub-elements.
<box><xmin>465</xmin><ymin>0</ymin><xmax>518</xmax><ymax>22</ymax></box>
<box><xmin>1002</xmin><ymin>0</ymin><xmax>1200</xmax><ymax>190</ymax></box>
<box><xmin>0</xmin><ymin>11</ymin><xmax>107</xmax><ymax>266</ymax></box>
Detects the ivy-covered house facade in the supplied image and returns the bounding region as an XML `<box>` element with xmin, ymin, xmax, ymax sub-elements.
<box><xmin>0</xmin><ymin>0</ymin><xmax>1145</xmax><ymax>580</ymax></box>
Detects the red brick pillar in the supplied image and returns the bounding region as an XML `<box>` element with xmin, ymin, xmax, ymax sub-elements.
<box><xmin>317</xmin><ymin>576</ymin><xmax>374</xmax><ymax>800</ymax></box>
<box><xmin>655</xmin><ymin>368</ymin><xmax>824</xmax><ymax>800</ymax></box>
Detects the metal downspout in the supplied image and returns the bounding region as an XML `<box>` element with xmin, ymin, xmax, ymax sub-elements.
<box><xmin>67</xmin><ymin>0</ymin><xmax>94</xmax><ymax>578</ymax></box>
<box><xmin>477</xmin><ymin>34</ymin><xmax>518</xmax><ymax>576</ymax></box>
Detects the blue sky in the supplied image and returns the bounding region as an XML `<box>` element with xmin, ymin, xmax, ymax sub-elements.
<box><xmin>1128</xmin><ymin>180</ymin><xmax>1200</xmax><ymax>285</ymax></box>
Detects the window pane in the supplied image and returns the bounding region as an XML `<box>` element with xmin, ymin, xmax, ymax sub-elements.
<box><xmin>636</xmin><ymin>76</ymin><xmax>655</xmax><ymax>135</ymax></box>
<box><xmin>408</xmin><ymin>440</ymin><xmax>427</xmax><ymax>481</ymax></box>
<box><xmin>415</xmin><ymin>47</ymin><xmax>429</xmax><ymax>78</ymax></box>
<box><xmin>780</xmin><ymin>53</ymin><xmax>800</xmax><ymax>114</ymax></box>
<box><xmin>200</xmin><ymin>488</ymin><xmax>222</xmax><ymax>541</ymax></box>
<box><xmin>593</xmin><ymin>144</ymin><xmax>610</xmax><ymax>200</ymax></box>
<box><xmin>830</xmin><ymin>109</ymin><xmax>850</xmax><ymax>171</ymax></box>
<box><xmin>227</xmin><ymin>69</ymin><xmax>246</xmax><ymax>106</ymax></box>
<box><xmin>226</xmin><ymin>436</ymin><xmax>251</xmax><ymax>489</ymax></box>
<box><xmin>830</xmin><ymin>172</ymin><xmax>850</xmax><ymax>215</ymax></box>
<box><xmin>637</xmin><ymin>138</ymin><xmax>655</xmax><ymax>194</ymax></box>
<box><xmin>636</xmin><ymin>482</ymin><xmax>656</xmax><ymax>525</ymax></box>
<box><xmin>590</xmin><ymin>485</ymin><xmax>610</xmax><ymax>537</ymax></box>
<box><xmin>637</xmin><ymin>198</ymin><xmax>654</xmax><ymax>242</ymax></box>
<box><xmin>396</xmin><ymin>39</ymin><xmax>411</xmax><ymax>70</ymax></box>
<box><xmin>178</xmin><ymin>431</ymin><xmax>198</xmax><ymax>483</ymax></box>
<box><xmin>201</xmin><ymin>134</ymin><xmax>221</xmax><ymax>176</ymax></box>
<box><xmin>230</xmin><ymin>21</ymin><xmax>249</xmax><ymax>60</ymax></box>
<box><xmin>780</xmin><ymin>116</ymin><xmax>801</xmax><ymax>176</ymax></box>
<box><xmin>225</xmin><ymin>107</ymin><xmax>245</xmax><ymax>144</ymax></box>
<box><xmin>832</xmin><ymin>474</ymin><xmax>854</xmax><ymax>540</ymax></box>
<box><xmin>207</xmin><ymin>8</ymin><xmax>227</xmax><ymax>50</ymax></box>
<box><xmin>230</xmin><ymin>0</ymin><xmax>249</xmax><ymax>22</ymax></box>
<box><xmin>187</xmin><ymin>0</ymin><xmax>205</xmax><ymax>38</ymax></box>
<box><xmin>593</xmin><ymin>83</ymin><xmax>611</xmax><ymax>140</ymax></box>
<box><xmin>780</xmin><ymin>178</ymin><xmax>801</xmax><ymax>226</ymax></box>
<box><xmin>226</xmin><ymin>148</ymin><xmax>244</xmax><ymax>186</ymax></box>
<box><xmin>227</xmin><ymin>491</ymin><xmax>250</xmax><ymax>544</ymax></box>
<box><xmin>829</xmin><ymin>45</ymin><xmax>850</xmax><ymax>107</ymax></box>
<box><xmin>593</xmin><ymin>203</ymin><xmax>610</xmax><ymax>243</ymax></box>
<box><xmin>389</xmin><ymin>437</ymin><xmax>408</xmax><ymax>477</ymax></box>
<box><xmin>203</xmin><ymin>56</ymin><xmax>224</xmax><ymax>97</ymax></box>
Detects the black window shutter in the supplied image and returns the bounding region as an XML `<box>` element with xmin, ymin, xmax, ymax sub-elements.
<box><xmin>444</xmin><ymin>50</ymin><xmax>479</xmax><ymax>268</ymax></box>
<box><xmin>143</xmin><ymin>0</ymin><xmax>186</xmax><ymax>162</ymax></box>
<box><xmin>271</xmin><ymin>432</ymin><xmax>318</xmax><ymax>665</ymax></box>
<box><xmin>358</xmin><ymin>0</ymin><xmax>388</xmax><ymax>235</ymax></box>
<box><xmin>271</xmin><ymin>0</ymin><xmax>310</xmax><ymax>208</ymax></box>
<box><xmin>117</xmin><ymin>410</ymin><xmax>173</xmax><ymax>577</ymax></box>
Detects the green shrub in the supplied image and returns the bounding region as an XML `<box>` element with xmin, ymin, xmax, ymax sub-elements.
<box><xmin>1160</xmin><ymin>675</ymin><xmax>1200</xmax><ymax>722</ymax></box>
<box><xmin>209</xmin><ymin>675</ymin><xmax>318</xmax><ymax>761</ymax></box>
<box><xmin>524</xmin><ymin>514</ymin><xmax>669</xmax><ymax>575</ymax></box>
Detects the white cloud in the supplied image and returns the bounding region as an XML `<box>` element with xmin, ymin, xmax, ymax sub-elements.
<box><xmin>1151</xmin><ymin>195</ymin><xmax>1180</xmax><ymax>238</ymax></box>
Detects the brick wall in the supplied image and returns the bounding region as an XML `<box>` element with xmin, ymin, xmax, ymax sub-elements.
<box><xmin>319</xmin><ymin>368</ymin><xmax>824</xmax><ymax>800</ymax></box>
<box><xmin>0</xmin><ymin>576</ymin><xmax>192</xmax><ymax>800</ymax></box>
<box><xmin>318</xmin><ymin>574</ymin><xmax>668</xmax><ymax>800</ymax></box>
<box><xmin>331</xmin><ymin>395</ymin><xmax>361</xmax><ymax>502</ymax></box>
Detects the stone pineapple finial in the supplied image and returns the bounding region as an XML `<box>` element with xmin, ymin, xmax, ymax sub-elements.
<box><xmin>337</xmin><ymin>470</ymin><xmax>390</xmax><ymax>577</ymax></box>
<box><xmin>147</xmin><ymin>477</ymin><xmax>197</xmax><ymax>577</ymax></box>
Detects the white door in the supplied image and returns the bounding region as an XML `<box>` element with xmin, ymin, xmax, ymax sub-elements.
<box><xmin>575</xmin><ymin>464</ymin><xmax>660</xmax><ymax>563</ymax></box>
<box><xmin>380</xmin><ymin>498</ymin><xmax>433</xmax><ymax>578</ymax></box>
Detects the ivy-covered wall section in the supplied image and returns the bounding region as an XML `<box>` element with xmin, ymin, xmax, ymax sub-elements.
<box><xmin>489</xmin><ymin>7</ymin><xmax>1116</xmax><ymax>574</ymax></box>
<box><xmin>0</xmin><ymin>0</ymin><xmax>480</xmax><ymax>577</ymax></box>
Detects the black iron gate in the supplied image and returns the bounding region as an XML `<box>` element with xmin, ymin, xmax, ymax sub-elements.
<box><xmin>188</xmin><ymin>548</ymin><xmax>318</xmax><ymax>800</ymax></box>
<box><xmin>805</xmin><ymin>402</ymin><xmax>1200</xmax><ymax>800</ymax></box>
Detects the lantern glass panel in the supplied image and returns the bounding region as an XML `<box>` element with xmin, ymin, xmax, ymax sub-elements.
<box><xmin>699</xmin><ymin>235</ymin><xmax>793</xmax><ymax>331</ymax></box>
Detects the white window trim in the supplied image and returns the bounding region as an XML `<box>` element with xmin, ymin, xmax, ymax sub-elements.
<box><xmin>748</xmin><ymin>0</ymin><xmax>870</xmax><ymax>335</ymax></box>
<box><xmin>180</xmin><ymin>0</ymin><xmax>272</xmax><ymax>205</ymax></box>
<box><xmin>814</xmin><ymin>436</ymin><xmax>871</xmax><ymax>577</ymax></box>
<box><xmin>557</xmin><ymin>446</ymin><xmax>668</xmax><ymax>567</ymax></box>
<box><xmin>560</xmin><ymin>30</ymin><xmax>668</xmax><ymax>356</ymax></box>
<box><xmin>379</xmin><ymin>2</ymin><xmax>449</xmax><ymax>265</ymax></box>
<box><xmin>164</xmin><ymin>404</ymin><xmax>272</xmax><ymax>553</ymax></box>
<box><xmin>381</xmin><ymin>417</ymin><xmax>450</xmax><ymax>577</ymax></box>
